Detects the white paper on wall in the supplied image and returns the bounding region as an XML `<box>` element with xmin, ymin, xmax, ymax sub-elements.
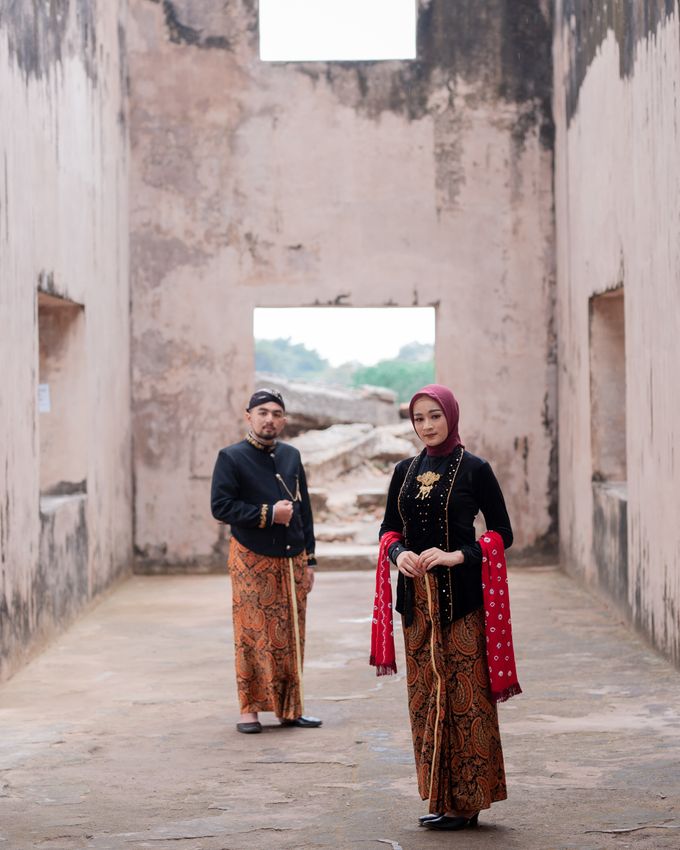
<box><xmin>38</xmin><ymin>384</ymin><xmax>51</xmax><ymax>413</ymax></box>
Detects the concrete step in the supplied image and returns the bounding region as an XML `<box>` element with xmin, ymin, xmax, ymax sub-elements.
<box><xmin>355</xmin><ymin>488</ymin><xmax>387</xmax><ymax>510</ymax></box>
<box><xmin>314</xmin><ymin>520</ymin><xmax>379</xmax><ymax>545</ymax></box>
<box><xmin>308</xmin><ymin>487</ymin><xmax>329</xmax><ymax>515</ymax></box>
<box><xmin>315</xmin><ymin>523</ymin><xmax>359</xmax><ymax>543</ymax></box>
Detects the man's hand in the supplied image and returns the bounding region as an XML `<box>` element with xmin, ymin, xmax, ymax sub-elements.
<box><xmin>305</xmin><ymin>566</ymin><xmax>315</xmax><ymax>592</ymax></box>
<box><xmin>418</xmin><ymin>548</ymin><xmax>464</xmax><ymax>571</ymax></box>
<box><xmin>396</xmin><ymin>549</ymin><xmax>424</xmax><ymax>578</ymax></box>
<box><xmin>272</xmin><ymin>500</ymin><xmax>293</xmax><ymax>525</ymax></box>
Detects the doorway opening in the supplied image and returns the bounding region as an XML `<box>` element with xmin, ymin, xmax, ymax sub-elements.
<box><xmin>589</xmin><ymin>286</ymin><xmax>628</xmax><ymax>605</ymax></box>
<box><xmin>37</xmin><ymin>289</ymin><xmax>90</xmax><ymax>625</ymax></box>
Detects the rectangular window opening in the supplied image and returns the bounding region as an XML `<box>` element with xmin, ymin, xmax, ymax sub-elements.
<box><xmin>253</xmin><ymin>306</ymin><xmax>435</xmax><ymax>434</ymax></box>
<box><xmin>589</xmin><ymin>287</ymin><xmax>626</xmax><ymax>484</ymax></box>
<box><xmin>259</xmin><ymin>0</ymin><xmax>417</xmax><ymax>63</ymax></box>
<box><xmin>38</xmin><ymin>291</ymin><xmax>88</xmax><ymax>499</ymax></box>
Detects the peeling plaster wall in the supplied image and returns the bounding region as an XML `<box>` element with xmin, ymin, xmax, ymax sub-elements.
<box><xmin>0</xmin><ymin>2</ymin><xmax>131</xmax><ymax>680</ymax></box>
<box><xmin>128</xmin><ymin>0</ymin><xmax>556</xmax><ymax>568</ymax></box>
<box><xmin>554</xmin><ymin>2</ymin><xmax>680</xmax><ymax>663</ymax></box>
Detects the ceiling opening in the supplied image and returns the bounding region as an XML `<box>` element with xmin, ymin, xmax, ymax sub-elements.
<box><xmin>259</xmin><ymin>0</ymin><xmax>417</xmax><ymax>63</ymax></box>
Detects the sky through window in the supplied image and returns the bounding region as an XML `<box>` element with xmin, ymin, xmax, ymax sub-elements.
<box><xmin>253</xmin><ymin>307</ymin><xmax>434</xmax><ymax>367</ymax></box>
<box><xmin>259</xmin><ymin>0</ymin><xmax>417</xmax><ymax>62</ymax></box>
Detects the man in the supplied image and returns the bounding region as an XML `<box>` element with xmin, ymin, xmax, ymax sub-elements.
<box><xmin>211</xmin><ymin>388</ymin><xmax>322</xmax><ymax>734</ymax></box>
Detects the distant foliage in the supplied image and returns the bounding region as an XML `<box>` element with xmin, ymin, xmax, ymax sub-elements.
<box><xmin>397</xmin><ymin>342</ymin><xmax>434</xmax><ymax>362</ymax></box>
<box><xmin>254</xmin><ymin>338</ymin><xmax>434</xmax><ymax>400</ymax></box>
<box><xmin>255</xmin><ymin>338</ymin><xmax>330</xmax><ymax>379</ymax></box>
<box><xmin>351</xmin><ymin>356</ymin><xmax>434</xmax><ymax>403</ymax></box>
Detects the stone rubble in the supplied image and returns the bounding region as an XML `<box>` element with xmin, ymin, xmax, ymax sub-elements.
<box><xmin>256</xmin><ymin>373</ymin><xmax>399</xmax><ymax>435</ymax></box>
<box><xmin>290</xmin><ymin>421</ymin><xmax>420</xmax><ymax>571</ymax></box>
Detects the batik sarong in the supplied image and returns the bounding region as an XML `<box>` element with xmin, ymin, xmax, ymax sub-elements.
<box><xmin>229</xmin><ymin>537</ymin><xmax>309</xmax><ymax>720</ymax></box>
<box><xmin>404</xmin><ymin>572</ymin><xmax>507</xmax><ymax>814</ymax></box>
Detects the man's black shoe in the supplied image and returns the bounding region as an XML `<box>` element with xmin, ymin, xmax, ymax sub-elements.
<box><xmin>279</xmin><ymin>715</ymin><xmax>322</xmax><ymax>728</ymax></box>
<box><xmin>236</xmin><ymin>721</ymin><xmax>262</xmax><ymax>734</ymax></box>
<box><xmin>418</xmin><ymin>813</ymin><xmax>442</xmax><ymax>825</ymax></box>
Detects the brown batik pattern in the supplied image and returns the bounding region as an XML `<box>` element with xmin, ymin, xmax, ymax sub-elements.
<box><xmin>404</xmin><ymin>573</ymin><xmax>507</xmax><ymax>815</ymax></box>
<box><xmin>229</xmin><ymin>537</ymin><xmax>309</xmax><ymax>720</ymax></box>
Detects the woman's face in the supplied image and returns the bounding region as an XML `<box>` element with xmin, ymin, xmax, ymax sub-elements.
<box><xmin>412</xmin><ymin>397</ymin><xmax>448</xmax><ymax>448</ymax></box>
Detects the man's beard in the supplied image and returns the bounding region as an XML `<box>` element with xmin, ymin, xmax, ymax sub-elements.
<box><xmin>252</xmin><ymin>425</ymin><xmax>277</xmax><ymax>443</ymax></box>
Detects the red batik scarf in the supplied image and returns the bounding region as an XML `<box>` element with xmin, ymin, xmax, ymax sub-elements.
<box><xmin>479</xmin><ymin>531</ymin><xmax>522</xmax><ymax>703</ymax></box>
<box><xmin>369</xmin><ymin>531</ymin><xmax>403</xmax><ymax>675</ymax></box>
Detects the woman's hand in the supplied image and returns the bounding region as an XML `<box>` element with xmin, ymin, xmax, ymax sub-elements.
<box><xmin>418</xmin><ymin>548</ymin><xmax>464</xmax><ymax>571</ymax></box>
<box><xmin>396</xmin><ymin>550</ymin><xmax>423</xmax><ymax>578</ymax></box>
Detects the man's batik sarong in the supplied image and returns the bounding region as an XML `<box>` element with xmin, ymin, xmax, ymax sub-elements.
<box><xmin>404</xmin><ymin>573</ymin><xmax>507</xmax><ymax>815</ymax></box>
<box><xmin>229</xmin><ymin>537</ymin><xmax>309</xmax><ymax>720</ymax></box>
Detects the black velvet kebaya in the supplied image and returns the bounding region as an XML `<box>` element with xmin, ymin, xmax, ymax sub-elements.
<box><xmin>380</xmin><ymin>447</ymin><xmax>513</xmax><ymax>627</ymax></box>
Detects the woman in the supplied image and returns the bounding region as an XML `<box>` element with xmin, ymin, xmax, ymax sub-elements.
<box><xmin>372</xmin><ymin>384</ymin><xmax>521</xmax><ymax>831</ymax></box>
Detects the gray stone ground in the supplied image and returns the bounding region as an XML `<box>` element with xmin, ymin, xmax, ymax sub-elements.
<box><xmin>1</xmin><ymin>567</ymin><xmax>680</xmax><ymax>850</ymax></box>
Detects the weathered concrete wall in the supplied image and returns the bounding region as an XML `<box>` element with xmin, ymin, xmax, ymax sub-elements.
<box><xmin>0</xmin><ymin>1</ymin><xmax>131</xmax><ymax>681</ymax></box>
<box><xmin>128</xmin><ymin>0</ymin><xmax>556</xmax><ymax>569</ymax></box>
<box><xmin>554</xmin><ymin>2</ymin><xmax>680</xmax><ymax>663</ymax></box>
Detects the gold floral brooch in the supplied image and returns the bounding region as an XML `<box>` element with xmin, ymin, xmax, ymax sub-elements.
<box><xmin>415</xmin><ymin>471</ymin><xmax>441</xmax><ymax>500</ymax></box>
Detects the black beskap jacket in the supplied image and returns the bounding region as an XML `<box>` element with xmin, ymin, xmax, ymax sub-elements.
<box><xmin>211</xmin><ymin>439</ymin><xmax>315</xmax><ymax>558</ymax></box>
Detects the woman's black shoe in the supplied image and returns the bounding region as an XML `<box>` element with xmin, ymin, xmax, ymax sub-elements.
<box><xmin>423</xmin><ymin>812</ymin><xmax>479</xmax><ymax>830</ymax></box>
<box><xmin>418</xmin><ymin>813</ymin><xmax>442</xmax><ymax>826</ymax></box>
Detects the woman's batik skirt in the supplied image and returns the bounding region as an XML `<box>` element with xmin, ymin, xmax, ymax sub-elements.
<box><xmin>404</xmin><ymin>573</ymin><xmax>507</xmax><ymax>815</ymax></box>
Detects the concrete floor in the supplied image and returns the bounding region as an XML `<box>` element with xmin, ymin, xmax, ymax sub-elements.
<box><xmin>1</xmin><ymin>567</ymin><xmax>679</xmax><ymax>850</ymax></box>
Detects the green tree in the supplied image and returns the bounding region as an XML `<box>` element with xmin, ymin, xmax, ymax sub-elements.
<box><xmin>255</xmin><ymin>337</ymin><xmax>435</xmax><ymax>399</ymax></box>
<box><xmin>351</xmin><ymin>358</ymin><xmax>434</xmax><ymax>403</ymax></box>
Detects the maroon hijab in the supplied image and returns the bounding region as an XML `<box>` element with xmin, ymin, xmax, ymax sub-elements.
<box><xmin>408</xmin><ymin>384</ymin><xmax>463</xmax><ymax>457</ymax></box>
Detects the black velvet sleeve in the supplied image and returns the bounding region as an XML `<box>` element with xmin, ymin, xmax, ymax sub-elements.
<box><xmin>298</xmin><ymin>462</ymin><xmax>316</xmax><ymax>560</ymax></box>
<box><xmin>210</xmin><ymin>450</ymin><xmax>266</xmax><ymax>527</ymax></box>
<box><xmin>388</xmin><ymin>542</ymin><xmax>407</xmax><ymax>565</ymax></box>
<box><xmin>459</xmin><ymin>461</ymin><xmax>513</xmax><ymax>568</ymax></box>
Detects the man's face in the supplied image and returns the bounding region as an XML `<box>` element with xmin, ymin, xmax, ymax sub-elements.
<box><xmin>246</xmin><ymin>402</ymin><xmax>287</xmax><ymax>441</ymax></box>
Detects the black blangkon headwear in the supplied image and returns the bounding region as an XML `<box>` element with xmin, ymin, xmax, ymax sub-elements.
<box><xmin>247</xmin><ymin>388</ymin><xmax>285</xmax><ymax>411</ymax></box>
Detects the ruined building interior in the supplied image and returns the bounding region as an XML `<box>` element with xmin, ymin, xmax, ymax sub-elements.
<box><xmin>1</xmin><ymin>1</ymin><xmax>679</xmax><ymax>685</ymax></box>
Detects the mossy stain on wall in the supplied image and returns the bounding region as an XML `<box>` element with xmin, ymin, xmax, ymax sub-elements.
<box><xmin>0</xmin><ymin>0</ymin><xmax>97</xmax><ymax>81</ymax></box>
<box><xmin>561</xmin><ymin>0</ymin><xmax>678</xmax><ymax>121</ymax></box>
